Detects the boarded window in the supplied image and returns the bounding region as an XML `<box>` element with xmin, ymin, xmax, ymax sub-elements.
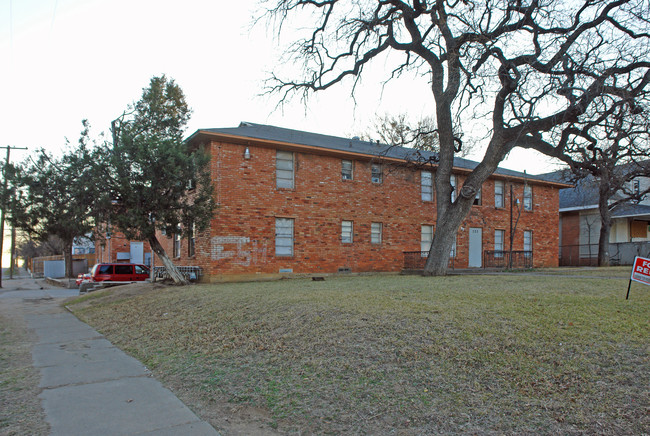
<box><xmin>275</xmin><ymin>218</ymin><xmax>294</xmax><ymax>256</ymax></box>
<box><xmin>276</xmin><ymin>151</ymin><xmax>294</xmax><ymax>189</ymax></box>
<box><xmin>421</xmin><ymin>171</ymin><xmax>433</xmax><ymax>202</ymax></box>
<box><xmin>631</xmin><ymin>220</ymin><xmax>648</xmax><ymax>238</ymax></box>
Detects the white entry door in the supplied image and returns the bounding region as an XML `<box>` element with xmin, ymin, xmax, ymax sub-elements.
<box><xmin>468</xmin><ymin>228</ymin><xmax>482</xmax><ymax>268</ymax></box>
<box><xmin>130</xmin><ymin>242</ymin><xmax>144</xmax><ymax>264</ymax></box>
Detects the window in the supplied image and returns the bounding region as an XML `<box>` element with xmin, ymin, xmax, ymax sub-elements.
<box><xmin>342</xmin><ymin>160</ymin><xmax>353</xmax><ymax>180</ymax></box>
<box><xmin>135</xmin><ymin>265</ymin><xmax>149</xmax><ymax>275</ymax></box>
<box><xmin>421</xmin><ymin>171</ymin><xmax>433</xmax><ymax>202</ymax></box>
<box><xmin>371</xmin><ymin>222</ymin><xmax>382</xmax><ymax>244</ymax></box>
<box><xmin>115</xmin><ymin>264</ymin><xmax>132</xmax><ymax>275</ymax></box>
<box><xmin>371</xmin><ymin>164</ymin><xmax>382</xmax><ymax>184</ymax></box>
<box><xmin>275</xmin><ymin>218</ymin><xmax>294</xmax><ymax>256</ymax></box>
<box><xmin>342</xmin><ymin>220</ymin><xmax>353</xmax><ymax>243</ymax></box>
<box><xmin>523</xmin><ymin>185</ymin><xmax>532</xmax><ymax>210</ymax></box>
<box><xmin>450</xmin><ymin>175</ymin><xmax>457</xmax><ymax>202</ymax></box>
<box><xmin>473</xmin><ymin>187</ymin><xmax>482</xmax><ymax>206</ymax></box>
<box><xmin>188</xmin><ymin>222</ymin><xmax>195</xmax><ymax>257</ymax></box>
<box><xmin>173</xmin><ymin>227</ymin><xmax>181</xmax><ymax>258</ymax></box>
<box><xmin>421</xmin><ymin>225</ymin><xmax>433</xmax><ymax>255</ymax></box>
<box><xmin>451</xmin><ymin>234</ymin><xmax>457</xmax><ymax>258</ymax></box>
<box><xmin>524</xmin><ymin>230</ymin><xmax>532</xmax><ymax>252</ymax></box>
<box><xmin>494</xmin><ymin>180</ymin><xmax>504</xmax><ymax>208</ymax></box>
<box><xmin>495</xmin><ymin>229</ymin><xmax>505</xmax><ymax>257</ymax></box>
<box><xmin>276</xmin><ymin>150</ymin><xmax>294</xmax><ymax>189</ymax></box>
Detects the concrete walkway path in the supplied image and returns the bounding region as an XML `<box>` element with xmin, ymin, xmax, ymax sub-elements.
<box><xmin>1</xmin><ymin>277</ymin><xmax>219</xmax><ymax>436</ymax></box>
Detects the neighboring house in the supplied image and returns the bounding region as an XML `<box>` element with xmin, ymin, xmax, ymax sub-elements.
<box><xmin>127</xmin><ymin>122</ymin><xmax>564</xmax><ymax>281</ymax></box>
<box><xmin>94</xmin><ymin>224</ymin><xmax>152</xmax><ymax>266</ymax></box>
<box><xmin>72</xmin><ymin>234</ymin><xmax>95</xmax><ymax>255</ymax></box>
<box><xmin>546</xmin><ymin>169</ymin><xmax>650</xmax><ymax>266</ymax></box>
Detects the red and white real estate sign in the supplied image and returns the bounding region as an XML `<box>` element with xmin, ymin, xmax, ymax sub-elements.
<box><xmin>630</xmin><ymin>256</ymin><xmax>650</xmax><ymax>285</ymax></box>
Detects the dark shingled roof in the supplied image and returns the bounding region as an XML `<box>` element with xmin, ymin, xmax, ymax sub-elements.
<box><xmin>191</xmin><ymin>122</ymin><xmax>561</xmax><ymax>183</ymax></box>
<box><xmin>541</xmin><ymin>166</ymin><xmax>650</xmax><ymax>218</ymax></box>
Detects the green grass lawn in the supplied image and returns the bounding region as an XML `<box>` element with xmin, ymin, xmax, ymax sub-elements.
<box><xmin>67</xmin><ymin>271</ymin><xmax>649</xmax><ymax>435</ymax></box>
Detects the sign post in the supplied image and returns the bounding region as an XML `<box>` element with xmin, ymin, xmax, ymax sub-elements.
<box><xmin>627</xmin><ymin>256</ymin><xmax>650</xmax><ymax>299</ymax></box>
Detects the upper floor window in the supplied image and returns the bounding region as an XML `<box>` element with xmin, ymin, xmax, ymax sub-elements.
<box><xmin>494</xmin><ymin>180</ymin><xmax>504</xmax><ymax>208</ymax></box>
<box><xmin>473</xmin><ymin>187</ymin><xmax>482</xmax><ymax>206</ymax></box>
<box><xmin>421</xmin><ymin>171</ymin><xmax>433</xmax><ymax>202</ymax></box>
<box><xmin>523</xmin><ymin>185</ymin><xmax>533</xmax><ymax>211</ymax></box>
<box><xmin>275</xmin><ymin>218</ymin><xmax>294</xmax><ymax>256</ymax></box>
<box><xmin>276</xmin><ymin>150</ymin><xmax>294</xmax><ymax>189</ymax></box>
<box><xmin>371</xmin><ymin>222</ymin><xmax>382</xmax><ymax>244</ymax></box>
<box><xmin>342</xmin><ymin>160</ymin><xmax>353</xmax><ymax>180</ymax></box>
<box><xmin>450</xmin><ymin>175</ymin><xmax>457</xmax><ymax>202</ymax></box>
<box><xmin>371</xmin><ymin>164</ymin><xmax>382</xmax><ymax>184</ymax></box>
<box><xmin>342</xmin><ymin>220</ymin><xmax>353</xmax><ymax>243</ymax></box>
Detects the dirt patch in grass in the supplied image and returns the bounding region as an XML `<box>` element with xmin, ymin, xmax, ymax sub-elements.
<box><xmin>0</xmin><ymin>306</ymin><xmax>49</xmax><ymax>435</ymax></box>
<box><xmin>67</xmin><ymin>271</ymin><xmax>650</xmax><ymax>435</ymax></box>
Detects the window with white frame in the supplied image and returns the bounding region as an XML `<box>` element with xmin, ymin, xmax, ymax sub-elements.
<box><xmin>371</xmin><ymin>222</ymin><xmax>382</xmax><ymax>244</ymax></box>
<box><xmin>342</xmin><ymin>160</ymin><xmax>353</xmax><ymax>180</ymax></box>
<box><xmin>523</xmin><ymin>185</ymin><xmax>533</xmax><ymax>210</ymax></box>
<box><xmin>421</xmin><ymin>225</ymin><xmax>433</xmax><ymax>256</ymax></box>
<box><xmin>371</xmin><ymin>164</ymin><xmax>382</xmax><ymax>184</ymax></box>
<box><xmin>495</xmin><ymin>229</ymin><xmax>505</xmax><ymax>257</ymax></box>
<box><xmin>494</xmin><ymin>180</ymin><xmax>504</xmax><ymax>208</ymax></box>
<box><xmin>450</xmin><ymin>175</ymin><xmax>457</xmax><ymax>202</ymax></box>
<box><xmin>276</xmin><ymin>150</ymin><xmax>294</xmax><ymax>189</ymax></box>
<box><xmin>342</xmin><ymin>220</ymin><xmax>353</xmax><ymax>243</ymax></box>
<box><xmin>188</xmin><ymin>221</ymin><xmax>195</xmax><ymax>257</ymax></box>
<box><xmin>421</xmin><ymin>171</ymin><xmax>433</xmax><ymax>202</ymax></box>
<box><xmin>473</xmin><ymin>187</ymin><xmax>482</xmax><ymax>206</ymax></box>
<box><xmin>451</xmin><ymin>234</ymin><xmax>457</xmax><ymax>258</ymax></box>
<box><xmin>524</xmin><ymin>230</ymin><xmax>533</xmax><ymax>255</ymax></box>
<box><xmin>173</xmin><ymin>226</ymin><xmax>181</xmax><ymax>258</ymax></box>
<box><xmin>275</xmin><ymin>218</ymin><xmax>294</xmax><ymax>256</ymax></box>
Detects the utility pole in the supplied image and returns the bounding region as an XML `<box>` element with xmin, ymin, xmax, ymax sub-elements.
<box><xmin>0</xmin><ymin>146</ymin><xmax>28</xmax><ymax>288</ymax></box>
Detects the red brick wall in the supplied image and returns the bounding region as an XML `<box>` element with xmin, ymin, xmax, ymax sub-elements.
<box><xmin>162</xmin><ymin>140</ymin><xmax>560</xmax><ymax>279</ymax></box>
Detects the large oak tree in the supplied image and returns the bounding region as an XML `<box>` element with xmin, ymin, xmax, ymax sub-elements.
<box><xmin>263</xmin><ymin>0</ymin><xmax>650</xmax><ymax>275</ymax></box>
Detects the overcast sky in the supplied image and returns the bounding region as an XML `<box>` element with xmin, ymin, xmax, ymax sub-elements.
<box><xmin>0</xmin><ymin>0</ymin><xmax>564</xmax><ymax>174</ymax></box>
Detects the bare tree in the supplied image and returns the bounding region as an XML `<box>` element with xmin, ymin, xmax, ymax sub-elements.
<box><xmin>360</xmin><ymin>113</ymin><xmax>442</xmax><ymax>152</ymax></box>
<box><xmin>560</xmin><ymin>102</ymin><xmax>650</xmax><ymax>266</ymax></box>
<box><xmin>263</xmin><ymin>0</ymin><xmax>650</xmax><ymax>275</ymax></box>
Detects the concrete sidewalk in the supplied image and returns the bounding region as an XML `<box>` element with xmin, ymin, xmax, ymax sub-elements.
<box><xmin>1</xmin><ymin>278</ymin><xmax>219</xmax><ymax>436</ymax></box>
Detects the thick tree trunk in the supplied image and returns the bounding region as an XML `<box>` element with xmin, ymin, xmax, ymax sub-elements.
<box><xmin>597</xmin><ymin>191</ymin><xmax>612</xmax><ymax>267</ymax></box>
<box><xmin>63</xmin><ymin>239</ymin><xmax>74</xmax><ymax>278</ymax></box>
<box><xmin>148</xmin><ymin>235</ymin><xmax>189</xmax><ymax>285</ymax></box>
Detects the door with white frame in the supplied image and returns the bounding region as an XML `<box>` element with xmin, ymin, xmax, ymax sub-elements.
<box><xmin>468</xmin><ymin>228</ymin><xmax>482</xmax><ymax>268</ymax></box>
<box><xmin>130</xmin><ymin>242</ymin><xmax>144</xmax><ymax>264</ymax></box>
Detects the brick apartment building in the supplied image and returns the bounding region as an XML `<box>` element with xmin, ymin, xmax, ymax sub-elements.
<box><xmin>97</xmin><ymin>122</ymin><xmax>567</xmax><ymax>281</ymax></box>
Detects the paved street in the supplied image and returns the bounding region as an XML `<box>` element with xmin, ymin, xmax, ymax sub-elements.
<box><xmin>0</xmin><ymin>275</ymin><xmax>218</xmax><ymax>436</ymax></box>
